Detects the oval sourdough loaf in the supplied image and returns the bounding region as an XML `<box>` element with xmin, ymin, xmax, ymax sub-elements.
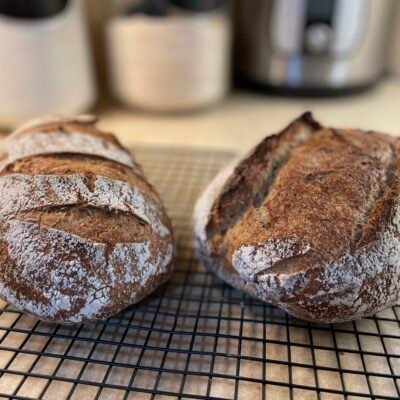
<box><xmin>0</xmin><ymin>115</ymin><xmax>174</xmax><ymax>323</ymax></box>
<box><xmin>194</xmin><ymin>113</ymin><xmax>400</xmax><ymax>323</ymax></box>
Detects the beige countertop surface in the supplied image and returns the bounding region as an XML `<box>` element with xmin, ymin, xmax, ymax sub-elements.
<box><xmin>96</xmin><ymin>78</ymin><xmax>400</xmax><ymax>154</ymax></box>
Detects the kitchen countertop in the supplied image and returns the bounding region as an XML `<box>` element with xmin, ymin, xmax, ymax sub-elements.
<box><xmin>97</xmin><ymin>78</ymin><xmax>400</xmax><ymax>153</ymax></box>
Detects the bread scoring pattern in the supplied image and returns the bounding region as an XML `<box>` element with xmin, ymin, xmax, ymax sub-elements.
<box><xmin>0</xmin><ymin>116</ymin><xmax>174</xmax><ymax>323</ymax></box>
<box><xmin>0</xmin><ymin>174</ymin><xmax>170</xmax><ymax>236</ymax></box>
<box><xmin>0</xmin><ymin>130</ymin><xmax>134</xmax><ymax>170</ymax></box>
<box><xmin>194</xmin><ymin>113</ymin><xmax>400</xmax><ymax>323</ymax></box>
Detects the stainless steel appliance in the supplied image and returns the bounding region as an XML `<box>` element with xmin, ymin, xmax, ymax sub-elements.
<box><xmin>234</xmin><ymin>0</ymin><xmax>394</xmax><ymax>95</ymax></box>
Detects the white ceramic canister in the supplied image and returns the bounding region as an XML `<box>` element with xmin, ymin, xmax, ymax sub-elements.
<box><xmin>0</xmin><ymin>0</ymin><xmax>96</xmax><ymax>126</ymax></box>
<box><xmin>106</xmin><ymin>10</ymin><xmax>231</xmax><ymax>112</ymax></box>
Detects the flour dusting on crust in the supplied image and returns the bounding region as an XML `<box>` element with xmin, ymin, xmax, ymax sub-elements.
<box><xmin>0</xmin><ymin>220</ymin><xmax>173</xmax><ymax>323</ymax></box>
<box><xmin>193</xmin><ymin>162</ymin><xmax>236</xmax><ymax>247</ymax></box>
<box><xmin>0</xmin><ymin>115</ymin><xmax>174</xmax><ymax>324</ymax></box>
<box><xmin>111</xmin><ymin>242</ymin><xmax>173</xmax><ymax>286</ymax></box>
<box><xmin>0</xmin><ymin>131</ymin><xmax>134</xmax><ymax>171</ymax></box>
<box><xmin>227</xmin><ymin>198</ymin><xmax>400</xmax><ymax>323</ymax></box>
<box><xmin>0</xmin><ymin>174</ymin><xmax>169</xmax><ymax>237</ymax></box>
<box><xmin>252</xmin><ymin>217</ymin><xmax>400</xmax><ymax>322</ymax></box>
<box><xmin>193</xmin><ymin>114</ymin><xmax>400</xmax><ymax>323</ymax></box>
<box><xmin>233</xmin><ymin>239</ymin><xmax>311</xmax><ymax>279</ymax></box>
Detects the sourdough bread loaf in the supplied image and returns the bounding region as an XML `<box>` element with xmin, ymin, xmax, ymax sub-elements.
<box><xmin>0</xmin><ymin>115</ymin><xmax>174</xmax><ymax>323</ymax></box>
<box><xmin>194</xmin><ymin>113</ymin><xmax>400</xmax><ymax>323</ymax></box>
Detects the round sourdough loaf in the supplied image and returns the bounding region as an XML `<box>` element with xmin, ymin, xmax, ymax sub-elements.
<box><xmin>194</xmin><ymin>113</ymin><xmax>400</xmax><ymax>323</ymax></box>
<box><xmin>0</xmin><ymin>115</ymin><xmax>174</xmax><ymax>323</ymax></box>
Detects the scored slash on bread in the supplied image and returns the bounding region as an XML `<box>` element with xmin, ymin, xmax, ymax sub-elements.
<box><xmin>0</xmin><ymin>115</ymin><xmax>174</xmax><ymax>324</ymax></box>
<box><xmin>0</xmin><ymin>115</ymin><xmax>136</xmax><ymax>170</ymax></box>
<box><xmin>194</xmin><ymin>112</ymin><xmax>400</xmax><ymax>324</ymax></box>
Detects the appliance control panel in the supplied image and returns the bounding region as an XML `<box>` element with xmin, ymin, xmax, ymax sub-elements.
<box><xmin>271</xmin><ymin>0</ymin><xmax>367</xmax><ymax>56</ymax></box>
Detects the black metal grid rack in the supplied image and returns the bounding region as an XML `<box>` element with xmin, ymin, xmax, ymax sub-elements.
<box><xmin>0</xmin><ymin>146</ymin><xmax>399</xmax><ymax>400</ymax></box>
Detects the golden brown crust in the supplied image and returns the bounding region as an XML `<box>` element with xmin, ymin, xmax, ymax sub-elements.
<box><xmin>1</xmin><ymin>154</ymin><xmax>156</xmax><ymax>202</ymax></box>
<box><xmin>205</xmin><ymin>112</ymin><xmax>321</xmax><ymax>242</ymax></box>
<box><xmin>0</xmin><ymin>115</ymin><xmax>174</xmax><ymax>324</ymax></box>
<box><xmin>228</xmin><ymin>127</ymin><xmax>395</xmax><ymax>269</ymax></box>
<box><xmin>194</xmin><ymin>113</ymin><xmax>400</xmax><ymax>323</ymax></box>
<box><xmin>12</xmin><ymin>115</ymin><xmax>120</xmax><ymax>146</ymax></box>
<box><xmin>17</xmin><ymin>207</ymin><xmax>153</xmax><ymax>245</ymax></box>
<box><xmin>0</xmin><ymin>115</ymin><xmax>135</xmax><ymax>171</ymax></box>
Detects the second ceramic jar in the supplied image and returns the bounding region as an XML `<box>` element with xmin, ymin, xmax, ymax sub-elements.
<box><xmin>106</xmin><ymin>1</ymin><xmax>231</xmax><ymax>112</ymax></box>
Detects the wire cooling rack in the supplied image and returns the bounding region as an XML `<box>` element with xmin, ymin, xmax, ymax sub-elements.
<box><xmin>0</xmin><ymin>146</ymin><xmax>399</xmax><ymax>400</ymax></box>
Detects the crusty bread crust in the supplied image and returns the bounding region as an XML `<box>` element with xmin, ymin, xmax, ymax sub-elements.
<box><xmin>0</xmin><ymin>116</ymin><xmax>174</xmax><ymax>324</ymax></box>
<box><xmin>194</xmin><ymin>113</ymin><xmax>400</xmax><ymax>323</ymax></box>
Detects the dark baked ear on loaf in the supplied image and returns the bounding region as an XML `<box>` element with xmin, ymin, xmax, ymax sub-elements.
<box><xmin>194</xmin><ymin>112</ymin><xmax>400</xmax><ymax>323</ymax></box>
